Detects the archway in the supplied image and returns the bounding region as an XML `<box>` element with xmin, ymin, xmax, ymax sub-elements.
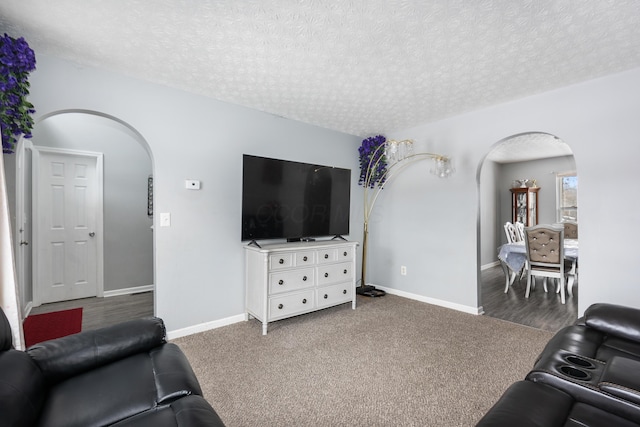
<box><xmin>14</xmin><ymin>110</ymin><xmax>155</xmax><ymax>325</ymax></box>
<box><xmin>477</xmin><ymin>132</ymin><xmax>579</xmax><ymax>331</ymax></box>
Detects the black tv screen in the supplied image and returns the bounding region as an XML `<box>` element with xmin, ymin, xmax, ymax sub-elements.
<box><xmin>241</xmin><ymin>155</ymin><xmax>351</xmax><ymax>241</ymax></box>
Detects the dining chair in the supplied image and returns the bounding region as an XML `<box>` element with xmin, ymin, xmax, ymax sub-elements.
<box><xmin>514</xmin><ymin>221</ymin><xmax>525</xmax><ymax>242</ymax></box>
<box><xmin>563</xmin><ymin>221</ymin><xmax>578</xmax><ymax>239</ymax></box>
<box><xmin>561</xmin><ymin>221</ymin><xmax>578</xmax><ymax>291</ymax></box>
<box><xmin>503</xmin><ymin>222</ymin><xmax>518</xmax><ymax>244</ymax></box>
<box><xmin>524</xmin><ymin>224</ymin><xmax>572</xmax><ymax>304</ymax></box>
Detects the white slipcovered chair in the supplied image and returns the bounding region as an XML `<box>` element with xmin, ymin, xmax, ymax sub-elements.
<box><xmin>503</xmin><ymin>222</ymin><xmax>518</xmax><ymax>243</ymax></box>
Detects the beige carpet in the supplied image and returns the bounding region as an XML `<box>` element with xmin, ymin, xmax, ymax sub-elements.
<box><xmin>172</xmin><ymin>295</ymin><xmax>553</xmax><ymax>426</ymax></box>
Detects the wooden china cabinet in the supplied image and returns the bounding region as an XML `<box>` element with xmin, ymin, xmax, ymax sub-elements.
<box><xmin>510</xmin><ymin>187</ymin><xmax>539</xmax><ymax>227</ymax></box>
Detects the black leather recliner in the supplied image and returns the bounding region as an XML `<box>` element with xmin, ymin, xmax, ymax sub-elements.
<box><xmin>0</xmin><ymin>306</ymin><xmax>226</xmax><ymax>427</ymax></box>
<box><xmin>477</xmin><ymin>303</ymin><xmax>640</xmax><ymax>426</ymax></box>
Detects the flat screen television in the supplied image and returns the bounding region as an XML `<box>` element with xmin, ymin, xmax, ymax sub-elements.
<box><xmin>241</xmin><ymin>155</ymin><xmax>351</xmax><ymax>242</ymax></box>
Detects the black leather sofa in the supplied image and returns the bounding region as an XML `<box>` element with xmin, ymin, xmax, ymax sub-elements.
<box><xmin>0</xmin><ymin>307</ymin><xmax>225</xmax><ymax>427</ymax></box>
<box><xmin>477</xmin><ymin>303</ymin><xmax>640</xmax><ymax>426</ymax></box>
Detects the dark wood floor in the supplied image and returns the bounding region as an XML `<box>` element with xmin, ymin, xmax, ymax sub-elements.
<box><xmin>480</xmin><ymin>264</ymin><xmax>578</xmax><ymax>332</ymax></box>
<box><xmin>29</xmin><ymin>292</ymin><xmax>154</xmax><ymax>331</ymax></box>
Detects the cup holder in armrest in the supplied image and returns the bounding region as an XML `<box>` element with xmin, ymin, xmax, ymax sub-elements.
<box><xmin>564</xmin><ymin>355</ymin><xmax>596</xmax><ymax>370</ymax></box>
<box><xmin>559</xmin><ymin>365</ymin><xmax>592</xmax><ymax>381</ymax></box>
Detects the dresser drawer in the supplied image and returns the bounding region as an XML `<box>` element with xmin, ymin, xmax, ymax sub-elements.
<box><xmin>269</xmin><ymin>290</ymin><xmax>315</xmax><ymax>320</ymax></box>
<box><xmin>295</xmin><ymin>251</ymin><xmax>315</xmax><ymax>266</ymax></box>
<box><xmin>269</xmin><ymin>253</ymin><xmax>293</xmax><ymax>270</ymax></box>
<box><xmin>337</xmin><ymin>247</ymin><xmax>353</xmax><ymax>261</ymax></box>
<box><xmin>269</xmin><ymin>268</ymin><xmax>315</xmax><ymax>294</ymax></box>
<box><xmin>317</xmin><ymin>283</ymin><xmax>352</xmax><ymax>309</ymax></box>
<box><xmin>317</xmin><ymin>248</ymin><xmax>337</xmax><ymax>264</ymax></box>
<box><xmin>317</xmin><ymin>262</ymin><xmax>353</xmax><ymax>286</ymax></box>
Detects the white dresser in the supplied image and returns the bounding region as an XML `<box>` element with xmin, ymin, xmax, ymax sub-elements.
<box><xmin>245</xmin><ymin>240</ymin><xmax>358</xmax><ymax>335</ymax></box>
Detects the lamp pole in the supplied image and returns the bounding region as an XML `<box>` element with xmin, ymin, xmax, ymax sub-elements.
<box><xmin>358</xmin><ymin>140</ymin><xmax>453</xmax><ymax>296</ymax></box>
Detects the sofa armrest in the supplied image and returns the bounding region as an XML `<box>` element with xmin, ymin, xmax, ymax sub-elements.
<box><xmin>27</xmin><ymin>317</ymin><xmax>166</xmax><ymax>383</ymax></box>
<box><xmin>584</xmin><ymin>303</ymin><xmax>640</xmax><ymax>344</ymax></box>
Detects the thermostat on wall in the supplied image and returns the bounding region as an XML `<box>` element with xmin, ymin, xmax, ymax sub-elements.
<box><xmin>185</xmin><ymin>179</ymin><xmax>201</xmax><ymax>190</ymax></box>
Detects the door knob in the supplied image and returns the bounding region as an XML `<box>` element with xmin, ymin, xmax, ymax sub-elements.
<box><xmin>89</xmin><ymin>232</ymin><xmax>96</xmax><ymax>237</ymax></box>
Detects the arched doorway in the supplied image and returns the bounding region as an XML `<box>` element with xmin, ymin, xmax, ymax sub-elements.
<box><xmin>14</xmin><ymin>110</ymin><xmax>154</xmax><ymax>329</ymax></box>
<box><xmin>477</xmin><ymin>132</ymin><xmax>579</xmax><ymax>331</ymax></box>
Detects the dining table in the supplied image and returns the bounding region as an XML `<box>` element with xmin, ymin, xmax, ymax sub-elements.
<box><xmin>497</xmin><ymin>239</ymin><xmax>578</xmax><ymax>295</ymax></box>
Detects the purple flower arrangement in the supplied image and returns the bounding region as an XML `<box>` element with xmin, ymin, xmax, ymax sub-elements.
<box><xmin>358</xmin><ymin>135</ymin><xmax>387</xmax><ymax>188</ymax></box>
<box><xmin>1</xmin><ymin>33</ymin><xmax>36</xmax><ymax>154</ymax></box>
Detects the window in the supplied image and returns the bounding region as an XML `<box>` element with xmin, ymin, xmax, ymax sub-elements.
<box><xmin>556</xmin><ymin>172</ymin><xmax>578</xmax><ymax>222</ymax></box>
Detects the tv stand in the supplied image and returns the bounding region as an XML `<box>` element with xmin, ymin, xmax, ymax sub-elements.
<box><xmin>244</xmin><ymin>240</ymin><xmax>358</xmax><ymax>335</ymax></box>
<box><xmin>331</xmin><ymin>235</ymin><xmax>347</xmax><ymax>241</ymax></box>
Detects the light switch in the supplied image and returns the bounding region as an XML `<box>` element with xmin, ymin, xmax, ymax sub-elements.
<box><xmin>160</xmin><ymin>212</ymin><xmax>171</xmax><ymax>227</ymax></box>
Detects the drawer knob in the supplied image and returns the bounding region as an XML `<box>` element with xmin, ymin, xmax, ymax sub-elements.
<box><xmin>303</xmin><ymin>256</ymin><xmax>308</xmax><ymax>261</ymax></box>
<box><xmin>343</xmin><ymin>269</ymin><xmax>347</xmax><ymax>274</ymax></box>
<box><xmin>343</xmin><ymin>289</ymin><xmax>347</xmax><ymax>294</ymax></box>
<box><xmin>302</xmin><ymin>298</ymin><xmax>307</xmax><ymax>304</ymax></box>
<box><xmin>279</xmin><ymin>258</ymin><xmax>284</xmax><ymax>264</ymax></box>
<box><xmin>343</xmin><ymin>251</ymin><xmax>347</xmax><ymax>256</ymax></box>
<box><xmin>324</xmin><ymin>294</ymin><xmax>328</xmax><ymax>299</ymax></box>
<box><xmin>279</xmin><ymin>279</ymin><xmax>284</xmax><ymax>285</ymax></box>
<box><xmin>303</xmin><ymin>276</ymin><xmax>307</xmax><ymax>281</ymax></box>
<box><xmin>324</xmin><ymin>272</ymin><xmax>329</xmax><ymax>278</ymax></box>
<box><xmin>324</xmin><ymin>254</ymin><xmax>329</xmax><ymax>259</ymax></box>
<box><xmin>278</xmin><ymin>304</ymin><xmax>283</xmax><ymax>309</ymax></box>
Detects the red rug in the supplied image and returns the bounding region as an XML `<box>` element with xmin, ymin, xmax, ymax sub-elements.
<box><xmin>23</xmin><ymin>307</ymin><xmax>83</xmax><ymax>347</ymax></box>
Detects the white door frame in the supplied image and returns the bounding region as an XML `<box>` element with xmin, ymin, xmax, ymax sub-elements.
<box><xmin>15</xmin><ymin>139</ymin><xmax>32</xmax><ymax>316</ymax></box>
<box><xmin>32</xmin><ymin>146</ymin><xmax>105</xmax><ymax>306</ymax></box>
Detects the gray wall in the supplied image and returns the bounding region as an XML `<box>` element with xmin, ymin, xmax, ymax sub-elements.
<box><xmin>11</xmin><ymin>50</ymin><xmax>640</xmax><ymax>333</ymax></box>
<box><xmin>378</xmin><ymin>67</ymin><xmax>640</xmax><ymax>316</ymax></box>
<box><xmin>23</xmin><ymin>54</ymin><xmax>362</xmax><ymax>333</ymax></box>
<box><xmin>479</xmin><ymin>159</ymin><xmax>499</xmax><ymax>267</ymax></box>
<box><xmin>31</xmin><ymin>113</ymin><xmax>153</xmax><ymax>292</ymax></box>
<box><xmin>499</xmin><ymin>156</ymin><xmax>576</xmax><ymax>232</ymax></box>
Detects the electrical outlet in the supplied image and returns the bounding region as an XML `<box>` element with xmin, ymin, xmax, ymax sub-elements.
<box><xmin>400</xmin><ymin>265</ymin><xmax>407</xmax><ymax>276</ymax></box>
<box><xmin>185</xmin><ymin>179</ymin><xmax>201</xmax><ymax>190</ymax></box>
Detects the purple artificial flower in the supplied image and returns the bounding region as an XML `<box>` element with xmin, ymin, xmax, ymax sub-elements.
<box><xmin>0</xmin><ymin>33</ymin><xmax>36</xmax><ymax>153</ymax></box>
<box><xmin>358</xmin><ymin>135</ymin><xmax>387</xmax><ymax>188</ymax></box>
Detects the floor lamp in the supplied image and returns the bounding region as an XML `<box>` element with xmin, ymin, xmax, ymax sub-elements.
<box><xmin>358</xmin><ymin>138</ymin><xmax>454</xmax><ymax>297</ymax></box>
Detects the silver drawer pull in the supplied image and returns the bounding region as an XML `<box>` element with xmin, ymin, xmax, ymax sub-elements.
<box><xmin>278</xmin><ymin>304</ymin><xmax>283</xmax><ymax>309</ymax></box>
<box><xmin>279</xmin><ymin>279</ymin><xmax>284</xmax><ymax>285</ymax></box>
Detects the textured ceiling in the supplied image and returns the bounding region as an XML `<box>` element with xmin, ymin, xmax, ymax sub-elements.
<box><xmin>1</xmin><ymin>0</ymin><xmax>640</xmax><ymax>140</ymax></box>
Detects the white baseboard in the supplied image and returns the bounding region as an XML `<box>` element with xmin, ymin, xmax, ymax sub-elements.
<box><xmin>481</xmin><ymin>261</ymin><xmax>500</xmax><ymax>271</ymax></box>
<box><xmin>167</xmin><ymin>313</ymin><xmax>246</xmax><ymax>340</ymax></box>
<box><xmin>103</xmin><ymin>284</ymin><xmax>154</xmax><ymax>298</ymax></box>
<box><xmin>371</xmin><ymin>284</ymin><xmax>484</xmax><ymax>315</ymax></box>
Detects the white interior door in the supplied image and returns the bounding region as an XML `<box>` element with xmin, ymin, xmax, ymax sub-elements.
<box><xmin>33</xmin><ymin>147</ymin><xmax>104</xmax><ymax>305</ymax></box>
